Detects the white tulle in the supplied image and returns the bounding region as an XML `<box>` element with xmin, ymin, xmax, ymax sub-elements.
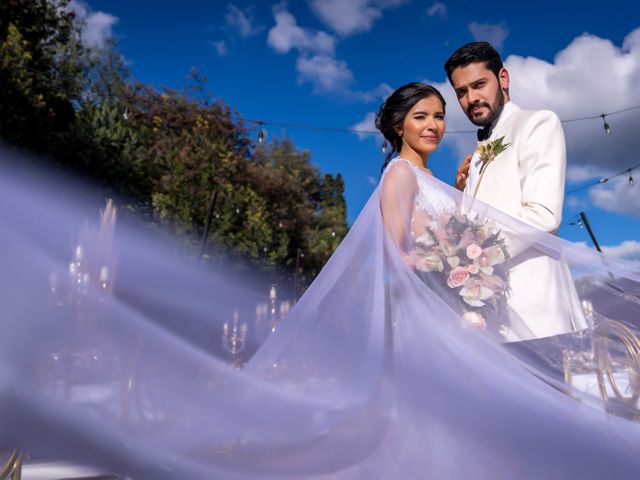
<box><xmin>1</xmin><ymin>149</ymin><xmax>640</xmax><ymax>479</ymax></box>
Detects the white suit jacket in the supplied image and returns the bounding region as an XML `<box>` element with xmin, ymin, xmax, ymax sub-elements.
<box><xmin>464</xmin><ymin>102</ymin><xmax>588</xmax><ymax>341</ymax></box>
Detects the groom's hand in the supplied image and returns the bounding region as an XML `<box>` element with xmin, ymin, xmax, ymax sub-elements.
<box><xmin>455</xmin><ymin>153</ymin><xmax>473</xmax><ymax>191</ymax></box>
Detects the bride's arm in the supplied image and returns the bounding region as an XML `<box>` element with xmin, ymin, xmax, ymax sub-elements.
<box><xmin>380</xmin><ymin>162</ymin><xmax>418</xmax><ymax>255</ymax></box>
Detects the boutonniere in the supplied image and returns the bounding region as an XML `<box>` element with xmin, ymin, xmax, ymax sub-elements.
<box><xmin>476</xmin><ymin>136</ymin><xmax>511</xmax><ymax>175</ymax></box>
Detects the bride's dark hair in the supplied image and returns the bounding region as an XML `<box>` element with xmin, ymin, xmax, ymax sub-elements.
<box><xmin>375</xmin><ymin>82</ymin><xmax>446</xmax><ymax>172</ymax></box>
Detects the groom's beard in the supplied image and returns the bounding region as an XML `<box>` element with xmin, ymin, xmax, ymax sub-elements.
<box><xmin>466</xmin><ymin>88</ymin><xmax>505</xmax><ymax>127</ymax></box>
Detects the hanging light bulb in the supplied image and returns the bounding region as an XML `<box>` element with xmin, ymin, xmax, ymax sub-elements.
<box><xmin>629</xmin><ymin>170</ymin><xmax>634</xmax><ymax>187</ymax></box>
<box><xmin>381</xmin><ymin>140</ymin><xmax>388</xmax><ymax>154</ymax></box>
<box><xmin>257</xmin><ymin>121</ymin><xmax>265</xmax><ymax>144</ymax></box>
<box><xmin>577</xmin><ymin>219</ymin><xmax>584</xmax><ymax>229</ymax></box>
<box><xmin>601</xmin><ymin>114</ymin><xmax>611</xmax><ymax>135</ymax></box>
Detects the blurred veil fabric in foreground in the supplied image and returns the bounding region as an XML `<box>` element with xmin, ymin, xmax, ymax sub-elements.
<box><xmin>2</xmin><ymin>150</ymin><xmax>640</xmax><ymax>479</ymax></box>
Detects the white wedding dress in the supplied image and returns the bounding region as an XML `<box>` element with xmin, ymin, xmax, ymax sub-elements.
<box><xmin>2</xmin><ymin>149</ymin><xmax>640</xmax><ymax>478</ymax></box>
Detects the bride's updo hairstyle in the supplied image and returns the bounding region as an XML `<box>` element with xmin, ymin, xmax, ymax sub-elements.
<box><xmin>375</xmin><ymin>82</ymin><xmax>446</xmax><ymax>172</ymax></box>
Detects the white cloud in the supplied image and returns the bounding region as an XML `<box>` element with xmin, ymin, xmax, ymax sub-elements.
<box><xmin>212</xmin><ymin>40</ymin><xmax>227</xmax><ymax>57</ymax></box>
<box><xmin>566</xmin><ymin>165</ymin><xmax>606</xmax><ymax>183</ymax></box>
<box><xmin>84</xmin><ymin>12</ymin><xmax>118</xmax><ymax>47</ymax></box>
<box><xmin>589</xmin><ymin>176</ymin><xmax>640</xmax><ymax>217</ymax></box>
<box><xmin>295</xmin><ymin>54</ymin><xmax>390</xmax><ymax>99</ymax></box>
<box><xmin>68</xmin><ymin>0</ymin><xmax>118</xmax><ymax>48</ymax></box>
<box><xmin>308</xmin><ymin>0</ymin><xmax>408</xmax><ymax>37</ymax></box>
<box><xmin>602</xmin><ymin>240</ymin><xmax>640</xmax><ymax>259</ymax></box>
<box><xmin>296</xmin><ymin>54</ymin><xmax>353</xmax><ymax>93</ymax></box>
<box><xmin>225</xmin><ymin>4</ymin><xmax>261</xmax><ymax>38</ymax></box>
<box><xmin>366</xmin><ymin>176</ymin><xmax>378</xmax><ymax>186</ymax></box>
<box><xmin>566</xmin><ymin>195</ymin><xmax>588</xmax><ymax>211</ymax></box>
<box><xmin>352</xmin><ymin>83</ymin><xmax>393</xmax><ymax>103</ymax></box>
<box><xmin>351</xmin><ymin>112</ymin><xmax>378</xmax><ymax>140</ymax></box>
<box><xmin>267</xmin><ymin>8</ymin><xmax>336</xmax><ymax>55</ymax></box>
<box><xmin>601</xmin><ymin>239</ymin><xmax>640</xmax><ymax>272</ymax></box>
<box><xmin>267</xmin><ymin>5</ymin><xmax>389</xmax><ymax>102</ymax></box>
<box><xmin>427</xmin><ymin>1</ymin><xmax>447</xmax><ymax>17</ymax></box>
<box><xmin>468</xmin><ymin>22</ymin><xmax>509</xmax><ymax>49</ymax></box>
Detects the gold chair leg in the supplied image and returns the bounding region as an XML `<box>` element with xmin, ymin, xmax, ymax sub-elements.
<box><xmin>0</xmin><ymin>450</ymin><xmax>23</xmax><ymax>480</ymax></box>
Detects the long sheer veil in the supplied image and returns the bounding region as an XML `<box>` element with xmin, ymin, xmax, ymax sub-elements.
<box><xmin>2</xmin><ymin>148</ymin><xmax>640</xmax><ymax>478</ymax></box>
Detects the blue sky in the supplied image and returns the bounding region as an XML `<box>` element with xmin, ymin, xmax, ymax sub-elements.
<box><xmin>72</xmin><ymin>0</ymin><xmax>640</xmax><ymax>265</ymax></box>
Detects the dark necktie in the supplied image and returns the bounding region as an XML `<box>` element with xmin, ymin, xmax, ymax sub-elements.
<box><xmin>477</xmin><ymin>124</ymin><xmax>492</xmax><ymax>141</ymax></box>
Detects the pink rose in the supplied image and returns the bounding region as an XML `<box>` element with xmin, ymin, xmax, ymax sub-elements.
<box><xmin>466</xmin><ymin>243</ymin><xmax>482</xmax><ymax>260</ymax></box>
<box><xmin>467</xmin><ymin>263</ymin><xmax>480</xmax><ymax>275</ymax></box>
<box><xmin>447</xmin><ymin>266</ymin><xmax>469</xmax><ymax>288</ymax></box>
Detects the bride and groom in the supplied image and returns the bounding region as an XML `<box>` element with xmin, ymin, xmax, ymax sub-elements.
<box><xmin>2</xmin><ymin>40</ymin><xmax>640</xmax><ymax>479</ymax></box>
<box><xmin>378</xmin><ymin>41</ymin><xmax>588</xmax><ymax>343</ymax></box>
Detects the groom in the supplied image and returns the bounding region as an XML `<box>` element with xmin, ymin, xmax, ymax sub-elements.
<box><xmin>444</xmin><ymin>42</ymin><xmax>588</xmax><ymax>342</ymax></box>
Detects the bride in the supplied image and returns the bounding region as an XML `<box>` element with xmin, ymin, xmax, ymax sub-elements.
<box><xmin>1</xmin><ymin>84</ymin><xmax>640</xmax><ymax>478</ymax></box>
<box><xmin>377</xmin><ymin>82</ymin><xmax>548</xmax><ymax>342</ymax></box>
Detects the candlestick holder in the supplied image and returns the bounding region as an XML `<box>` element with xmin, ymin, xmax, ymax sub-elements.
<box><xmin>222</xmin><ymin>309</ymin><xmax>248</xmax><ymax>368</ymax></box>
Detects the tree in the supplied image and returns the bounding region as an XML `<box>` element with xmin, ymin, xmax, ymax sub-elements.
<box><xmin>0</xmin><ymin>0</ymin><xmax>85</xmax><ymax>151</ymax></box>
<box><xmin>304</xmin><ymin>173</ymin><xmax>349</xmax><ymax>278</ymax></box>
<box><xmin>0</xmin><ymin>2</ymin><xmax>349</xmax><ymax>292</ymax></box>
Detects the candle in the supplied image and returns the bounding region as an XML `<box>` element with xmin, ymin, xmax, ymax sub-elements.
<box><xmin>100</xmin><ymin>266</ymin><xmax>109</xmax><ymax>282</ymax></box>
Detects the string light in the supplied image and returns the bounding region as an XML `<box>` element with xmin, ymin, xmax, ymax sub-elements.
<box><xmin>234</xmin><ymin>104</ymin><xmax>640</xmax><ymax>138</ymax></box>
<box><xmin>256</xmin><ymin>121</ymin><xmax>265</xmax><ymax>145</ymax></box>
<box><xmin>566</xmin><ymin>162</ymin><xmax>640</xmax><ymax>195</ymax></box>
<box><xmin>3</xmin><ymin>59</ymin><xmax>639</xmax><ymax>138</ymax></box>
<box><xmin>564</xmin><ymin>213</ymin><xmax>580</xmax><ymax>230</ymax></box>
<box><xmin>601</xmin><ymin>114</ymin><xmax>611</xmax><ymax>134</ymax></box>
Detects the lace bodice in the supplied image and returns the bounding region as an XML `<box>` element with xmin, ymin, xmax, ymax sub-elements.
<box><xmin>382</xmin><ymin>157</ymin><xmax>457</xmax><ymax>243</ymax></box>
<box><xmin>386</xmin><ymin>157</ymin><xmax>456</xmax><ymax>218</ymax></box>
<box><xmin>414</xmin><ymin>170</ymin><xmax>456</xmax><ymax>217</ymax></box>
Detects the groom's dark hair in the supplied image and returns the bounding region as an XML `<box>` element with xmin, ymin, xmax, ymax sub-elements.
<box><xmin>444</xmin><ymin>42</ymin><xmax>503</xmax><ymax>82</ymax></box>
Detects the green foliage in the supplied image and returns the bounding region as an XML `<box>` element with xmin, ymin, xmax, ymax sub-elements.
<box><xmin>0</xmin><ymin>0</ymin><xmax>85</xmax><ymax>150</ymax></box>
<box><xmin>0</xmin><ymin>1</ymin><xmax>348</xmax><ymax>291</ymax></box>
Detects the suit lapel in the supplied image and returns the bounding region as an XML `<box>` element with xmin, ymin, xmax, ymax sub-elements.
<box><xmin>488</xmin><ymin>102</ymin><xmax>519</xmax><ymax>141</ymax></box>
<box><xmin>465</xmin><ymin>102</ymin><xmax>520</xmax><ymax>196</ymax></box>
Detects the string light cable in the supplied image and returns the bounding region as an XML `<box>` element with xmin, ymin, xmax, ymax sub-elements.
<box><xmin>566</xmin><ymin>163</ymin><xmax>639</xmax><ymax>195</ymax></box>
<box><xmin>4</xmin><ymin>59</ymin><xmax>639</xmax><ymax>138</ymax></box>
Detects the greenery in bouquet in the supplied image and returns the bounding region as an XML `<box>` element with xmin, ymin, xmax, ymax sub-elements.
<box><xmin>408</xmin><ymin>213</ymin><xmax>511</xmax><ymax>328</ymax></box>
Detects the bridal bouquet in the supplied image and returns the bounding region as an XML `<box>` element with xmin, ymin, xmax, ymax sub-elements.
<box><xmin>408</xmin><ymin>213</ymin><xmax>511</xmax><ymax>329</ymax></box>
